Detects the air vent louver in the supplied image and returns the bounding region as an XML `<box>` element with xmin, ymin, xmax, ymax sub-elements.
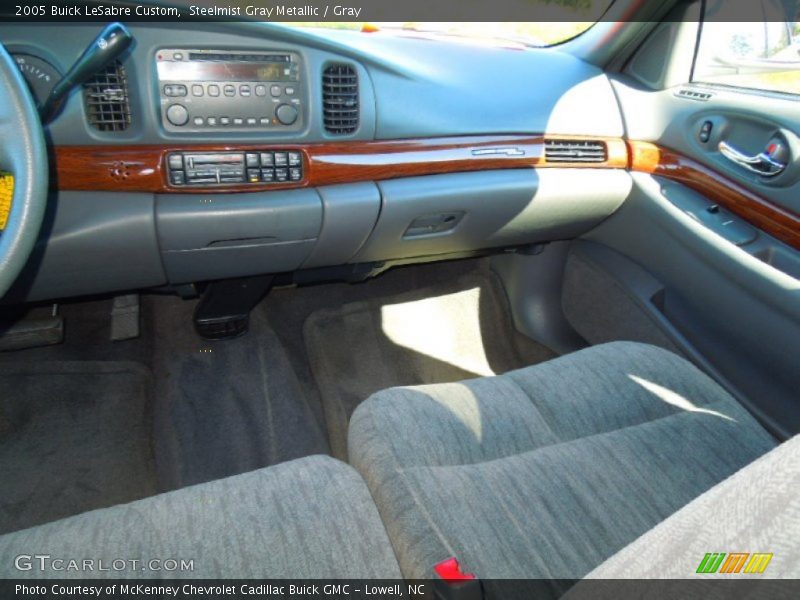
<box><xmin>544</xmin><ymin>139</ymin><xmax>607</xmax><ymax>163</ymax></box>
<box><xmin>675</xmin><ymin>88</ymin><xmax>713</xmax><ymax>101</ymax></box>
<box><xmin>83</xmin><ymin>60</ymin><xmax>131</xmax><ymax>132</ymax></box>
<box><xmin>323</xmin><ymin>64</ymin><xmax>358</xmax><ymax>135</ymax></box>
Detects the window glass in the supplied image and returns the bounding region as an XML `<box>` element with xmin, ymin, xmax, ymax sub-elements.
<box><xmin>694</xmin><ymin>3</ymin><xmax>800</xmax><ymax>94</ymax></box>
<box><xmin>283</xmin><ymin>1</ymin><xmax>617</xmax><ymax>48</ymax></box>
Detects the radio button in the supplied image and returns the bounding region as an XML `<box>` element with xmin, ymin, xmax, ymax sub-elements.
<box><xmin>260</xmin><ymin>169</ymin><xmax>275</xmax><ymax>182</ymax></box>
<box><xmin>270</xmin><ymin>85</ymin><xmax>281</xmax><ymax>97</ymax></box>
<box><xmin>245</xmin><ymin>153</ymin><xmax>260</xmax><ymax>168</ymax></box>
<box><xmin>259</xmin><ymin>153</ymin><xmax>274</xmax><ymax>166</ymax></box>
<box><xmin>166</xmin><ymin>104</ymin><xmax>189</xmax><ymax>126</ymax></box>
<box><xmin>233</xmin><ymin>117</ymin><xmax>243</xmax><ymax>125</ymax></box>
<box><xmin>224</xmin><ymin>85</ymin><xmax>236</xmax><ymax>97</ymax></box>
<box><xmin>192</xmin><ymin>85</ymin><xmax>204</xmax><ymax>97</ymax></box>
<box><xmin>260</xmin><ymin>117</ymin><xmax>270</xmax><ymax>126</ymax></box>
<box><xmin>220</xmin><ymin>117</ymin><xmax>230</xmax><ymax>126</ymax></box>
<box><xmin>247</xmin><ymin>117</ymin><xmax>257</xmax><ymax>125</ymax></box>
<box><xmin>164</xmin><ymin>84</ymin><xmax>187</xmax><ymax>97</ymax></box>
<box><xmin>208</xmin><ymin>84</ymin><xmax>220</xmax><ymax>97</ymax></box>
<box><xmin>193</xmin><ymin>117</ymin><xmax>204</xmax><ymax>126</ymax></box>
<box><xmin>207</xmin><ymin>117</ymin><xmax>217</xmax><ymax>126</ymax></box>
<box><xmin>255</xmin><ymin>85</ymin><xmax>267</xmax><ymax>97</ymax></box>
<box><xmin>240</xmin><ymin>85</ymin><xmax>251</xmax><ymax>96</ymax></box>
<box><xmin>285</xmin><ymin>86</ymin><xmax>295</xmax><ymax>96</ymax></box>
<box><xmin>275</xmin><ymin>104</ymin><xmax>298</xmax><ymax>126</ymax></box>
<box><xmin>275</xmin><ymin>168</ymin><xmax>289</xmax><ymax>182</ymax></box>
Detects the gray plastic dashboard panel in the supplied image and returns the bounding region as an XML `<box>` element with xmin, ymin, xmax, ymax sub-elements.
<box><xmin>313</xmin><ymin>30</ymin><xmax>625</xmax><ymax>139</ymax></box>
<box><xmin>0</xmin><ymin>21</ymin><xmax>624</xmax><ymax>146</ymax></box>
<box><xmin>353</xmin><ymin>168</ymin><xmax>632</xmax><ymax>263</ymax></box>
<box><xmin>302</xmin><ymin>182</ymin><xmax>381</xmax><ymax>269</ymax></box>
<box><xmin>3</xmin><ymin>192</ymin><xmax>166</xmax><ymax>303</ymax></box>
<box><xmin>155</xmin><ymin>188</ymin><xmax>322</xmax><ymax>284</ymax></box>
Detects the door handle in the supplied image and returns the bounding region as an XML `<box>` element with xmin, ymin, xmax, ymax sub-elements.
<box><xmin>718</xmin><ymin>141</ymin><xmax>786</xmax><ymax>177</ymax></box>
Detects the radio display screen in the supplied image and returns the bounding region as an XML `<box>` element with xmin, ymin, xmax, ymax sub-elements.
<box><xmin>157</xmin><ymin>61</ymin><xmax>297</xmax><ymax>82</ymax></box>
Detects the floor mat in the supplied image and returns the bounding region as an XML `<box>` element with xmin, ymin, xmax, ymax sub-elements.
<box><xmin>150</xmin><ymin>296</ymin><xmax>330</xmax><ymax>491</ymax></box>
<box><xmin>303</xmin><ymin>263</ymin><xmax>555</xmax><ymax>458</ymax></box>
<box><xmin>0</xmin><ymin>361</ymin><xmax>156</xmax><ymax>534</ymax></box>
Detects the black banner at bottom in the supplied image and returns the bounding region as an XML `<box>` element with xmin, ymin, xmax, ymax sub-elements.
<box><xmin>4</xmin><ymin>579</ymin><xmax>800</xmax><ymax>600</ymax></box>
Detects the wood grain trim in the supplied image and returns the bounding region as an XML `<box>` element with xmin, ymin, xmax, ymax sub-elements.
<box><xmin>628</xmin><ymin>141</ymin><xmax>800</xmax><ymax>251</ymax></box>
<box><xmin>308</xmin><ymin>135</ymin><xmax>628</xmax><ymax>186</ymax></box>
<box><xmin>53</xmin><ymin>134</ymin><xmax>628</xmax><ymax>194</ymax></box>
<box><xmin>52</xmin><ymin>137</ymin><xmax>800</xmax><ymax>249</ymax></box>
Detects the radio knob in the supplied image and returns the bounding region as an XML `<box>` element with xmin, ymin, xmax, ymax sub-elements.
<box><xmin>275</xmin><ymin>104</ymin><xmax>298</xmax><ymax>126</ymax></box>
<box><xmin>166</xmin><ymin>104</ymin><xmax>189</xmax><ymax>126</ymax></box>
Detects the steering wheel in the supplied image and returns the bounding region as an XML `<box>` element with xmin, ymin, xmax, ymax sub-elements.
<box><xmin>0</xmin><ymin>43</ymin><xmax>48</xmax><ymax>299</ymax></box>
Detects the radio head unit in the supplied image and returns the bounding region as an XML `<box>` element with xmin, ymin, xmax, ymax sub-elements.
<box><xmin>156</xmin><ymin>49</ymin><xmax>304</xmax><ymax>133</ymax></box>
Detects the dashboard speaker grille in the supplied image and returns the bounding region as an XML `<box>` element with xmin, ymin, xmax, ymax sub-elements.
<box><xmin>544</xmin><ymin>139</ymin><xmax>607</xmax><ymax>163</ymax></box>
<box><xmin>322</xmin><ymin>64</ymin><xmax>358</xmax><ymax>135</ymax></box>
<box><xmin>83</xmin><ymin>60</ymin><xmax>131</xmax><ymax>132</ymax></box>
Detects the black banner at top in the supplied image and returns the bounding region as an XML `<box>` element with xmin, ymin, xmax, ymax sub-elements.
<box><xmin>0</xmin><ymin>0</ymin><xmax>798</xmax><ymax>23</ymax></box>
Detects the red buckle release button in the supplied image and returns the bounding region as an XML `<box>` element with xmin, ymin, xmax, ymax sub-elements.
<box><xmin>434</xmin><ymin>557</ymin><xmax>477</xmax><ymax>581</ymax></box>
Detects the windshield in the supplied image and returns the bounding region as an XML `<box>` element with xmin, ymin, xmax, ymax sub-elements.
<box><xmin>284</xmin><ymin>1</ymin><xmax>616</xmax><ymax>47</ymax></box>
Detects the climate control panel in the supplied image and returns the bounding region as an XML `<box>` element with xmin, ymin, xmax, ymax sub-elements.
<box><xmin>166</xmin><ymin>150</ymin><xmax>304</xmax><ymax>187</ymax></box>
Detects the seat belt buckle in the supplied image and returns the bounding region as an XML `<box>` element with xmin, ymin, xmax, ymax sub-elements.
<box><xmin>433</xmin><ymin>557</ymin><xmax>483</xmax><ymax>600</ymax></box>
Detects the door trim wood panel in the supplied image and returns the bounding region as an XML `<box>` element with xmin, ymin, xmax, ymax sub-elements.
<box><xmin>628</xmin><ymin>141</ymin><xmax>800</xmax><ymax>251</ymax></box>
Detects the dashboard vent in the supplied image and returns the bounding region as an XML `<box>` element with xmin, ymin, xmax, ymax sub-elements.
<box><xmin>675</xmin><ymin>88</ymin><xmax>713</xmax><ymax>101</ymax></box>
<box><xmin>83</xmin><ymin>60</ymin><xmax>131</xmax><ymax>132</ymax></box>
<box><xmin>322</xmin><ymin>64</ymin><xmax>358</xmax><ymax>135</ymax></box>
<box><xmin>544</xmin><ymin>139</ymin><xmax>607</xmax><ymax>163</ymax></box>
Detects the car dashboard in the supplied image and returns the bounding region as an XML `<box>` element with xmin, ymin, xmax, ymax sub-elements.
<box><xmin>2</xmin><ymin>20</ymin><xmax>796</xmax><ymax>306</ymax></box>
<box><xmin>0</xmin><ymin>21</ymin><xmax>635</xmax><ymax>302</ymax></box>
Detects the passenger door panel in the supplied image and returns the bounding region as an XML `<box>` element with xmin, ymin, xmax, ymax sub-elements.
<box><xmin>581</xmin><ymin>75</ymin><xmax>800</xmax><ymax>439</ymax></box>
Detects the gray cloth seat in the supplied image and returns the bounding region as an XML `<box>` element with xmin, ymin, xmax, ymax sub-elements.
<box><xmin>0</xmin><ymin>455</ymin><xmax>402</xmax><ymax>579</ymax></box>
<box><xmin>577</xmin><ymin>433</ymin><xmax>800</xmax><ymax>583</ymax></box>
<box><xmin>348</xmin><ymin>341</ymin><xmax>776</xmax><ymax>580</ymax></box>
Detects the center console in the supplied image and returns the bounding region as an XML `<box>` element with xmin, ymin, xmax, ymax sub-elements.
<box><xmin>156</xmin><ymin>49</ymin><xmax>305</xmax><ymax>133</ymax></box>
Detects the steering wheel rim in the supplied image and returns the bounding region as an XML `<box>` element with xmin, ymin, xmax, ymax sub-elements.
<box><xmin>0</xmin><ymin>42</ymin><xmax>48</xmax><ymax>299</ymax></box>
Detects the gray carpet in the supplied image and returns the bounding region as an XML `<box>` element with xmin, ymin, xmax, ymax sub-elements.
<box><xmin>0</xmin><ymin>361</ymin><xmax>156</xmax><ymax>535</ymax></box>
<box><xmin>0</xmin><ymin>257</ymin><xmax>552</xmax><ymax>528</ymax></box>
<box><xmin>562</xmin><ymin>250</ymin><xmax>683</xmax><ymax>355</ymax></box>
<box><xmin>302</xmin><ymin>261</ymin><xmax>556</xmax><ymax>458</ymax></box>
<box><xmin>0</xmin><ymin>294</ymin><xmax>332</xmax><ymax>495</ymax></box>
<box><xmin>149</xmin><ymin>295</ymin><xmax>330</xmax><ymax>491</ymax></box>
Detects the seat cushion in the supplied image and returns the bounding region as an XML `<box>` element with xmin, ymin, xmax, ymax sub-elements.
<box><xmin>575</xmin><ymin>434</ymin><xmax>800</xmax><ymax>582</ymax></box>
<box><xmin>0</xmin><ymin>455</ymin><xmax>401</xmax><ymax>579</ymax></box>
<box><xmin>348</xmin><ymin>342</ymin><xmax>776</xmax><ymax>581</ymax></box>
